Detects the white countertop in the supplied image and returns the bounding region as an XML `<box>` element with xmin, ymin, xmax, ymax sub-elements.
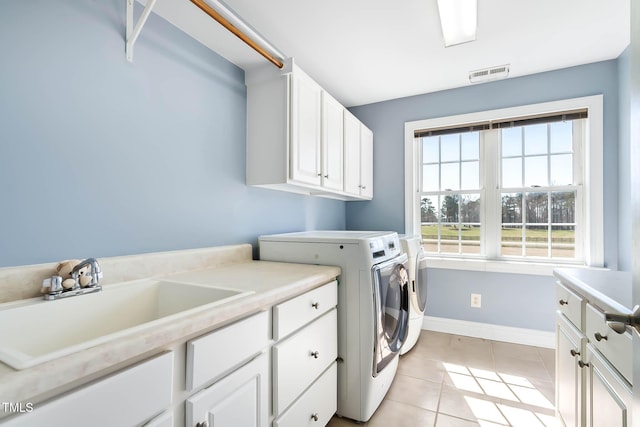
<box><xmin>553</xmin><ymin>267</ymin><xmax>633</xmax><ymax>315</ymax></box>
<box><xmin>0</xmin><ymin>260</ymin><xmax>340</xmax><ymax>407</ymax></box>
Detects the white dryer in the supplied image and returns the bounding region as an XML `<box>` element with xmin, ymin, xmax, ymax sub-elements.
<box><xmin>259</xmin><ymin>231</ymin><xmax>409</xmax><ymax>422</ymax></box>
<box><xmin>399</xmin><ymin>235</ymin><xmax>428</xmax><ymax>355</ymax></box>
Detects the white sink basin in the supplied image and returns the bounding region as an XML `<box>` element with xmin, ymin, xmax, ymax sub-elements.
<box><xmin>0</xmin><ymin>280</ymin><xmax>250</xmax><ymax>369</ymax></box>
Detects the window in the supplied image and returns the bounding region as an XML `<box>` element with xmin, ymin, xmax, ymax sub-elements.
<box><xmin>404</xmin><ymin>96</ymin><xmax>603</xmax><ymax>272</ymax></box>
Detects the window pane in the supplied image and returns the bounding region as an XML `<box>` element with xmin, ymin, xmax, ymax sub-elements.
<box><xmin>524</xmin><ymin>124</ymin><xmax>547</xmax><ymax>155</ymax></box>
<box><xmin>421</xmin><ymin>232</ymin><xmax>438</xmax><ymax>253</ymax></box>
<box><xmin>422</xmin><ymin>164</ymin><xmax>439</xmax><ymax>191</ymax></box>
<box><xmin>460</xmin><ymin>194</ymin><xmax>480</xmax><ymax>222</ymax></box>
<box><xmin>461</xmin><ymin>225</ymin><xmax>481</xmax><ymax>254</ymax></box>
<box><xmin>552</xmin><ymin>225</ymin><xmax>575</xmax><ymax>258</ymax></box>
<box><xmin>441</xmin><ymin>134</ymin><xmax>459</xmax><ymax>162</ymax></box>
<box><xmin>461</xmin><ymin>161</ymin><xmax>479</xmax><ymax>190</ymax></box>
<box><xmin>501</xmin><ymin>225</ymin><xmax>522</xmax><ymax>256</ymax></box>
<box><xmin>524</xmin><ymin>156</ymin><xmax>548</xmax><ymax>187</ymax></box>
<box><xmin>551</xmin><ymin>191</ymin><xmax>576</xmax><ymax>223</ymax></box>
<box><xmin>525</xmin><ymin>225</ymin><xmax>548</xmax><ymax>257</ymax></box>
<box><xmin>502</xmin><ymin>128</ymin><xmax>522</xmax><ymax>157</ymax></box>
<box><xmin>461</xmin><ymin>132</ymin><xmax>479</xmax><ymax>161</ymax></box>
<box><xmin>501</xmin><ymin>193</ymin><xmax>522</xmax><ymax>224</ymax></box>
<box><xmin>440</xmin><ymin>194</ymin><xmax>459</xmax><ymax>223</ymax></box>
<box><xmin>441</xmin><ymin>163</ymin><xmax>459</xmax><ymax>191</ymax></box>
<box><xmin>439</xmin><ymin>224</ymin><xmax>459</xmax><ymax>254</ymax></box>
<box><xmin>502</xmin><ymin>158</ymin><xmax>522</xmax><ymax>188</ymax></box>
<box><xmin>526</xmin><ymin>192</ymin><xmax>549</xmax><ymax>223</ymax></box>
<box><xmin>422</xmin><ymin>136</ymin><xmax>439</xmax><ymax>163</ymax></box>
<box><xmin>550</xmin><ymin>121</ymin><xmax>572</xmax><ymax>153</ymax></box>
<box><xmin>550</xmin><ymin>154</ymin><xmax>573</xmax><ymax>185</ymax></box>
<box><xmin>420</xmin><ymin>196</ymin><xmax>439</xmax><ymax>223</ymax></box>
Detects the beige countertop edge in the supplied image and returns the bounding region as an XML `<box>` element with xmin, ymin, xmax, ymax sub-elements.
<box><xmin>0</xmin><ymin>262</ymin><xmax>341</xmax><ymax>406</ymax></box>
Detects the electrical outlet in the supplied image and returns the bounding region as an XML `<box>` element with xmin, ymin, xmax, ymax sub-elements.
<box><xmin>471</xmin><ymin>293</ymin><xmax>482</xmax><ymax>308</ymax></box>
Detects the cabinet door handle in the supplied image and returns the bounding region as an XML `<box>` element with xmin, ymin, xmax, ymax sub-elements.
<box><xmin>311</xmin><ymin>302</ymin><xmax>319</xmax><ymax>309</ymax></box>
<box><xmin>196</xmin><ymin>422</ymin><xmax>209</xmax><ymax>427</ymax></box>
<box><xmin>570</xmin><ymin>349</ymin><xmax>580</xmax><ymax>357</ymax></box>
<box><xmin>361</xmin><ymin>186</ymin><xmax>366</xmax><ymax>190</ymax></box>
<box><xmin>310</xmin><ymin>351</ymin><xmax>319</xmax><ymax>359</ymax></box>
<box><xmin>559</xmin><ymin>299</ymin><xmax>568</xmax><ymax>306</ymax></box>
<box><xmin>311</xmin><ymin>413</ymin><xmax>319</xmax><ymax>422</ymax></box>
<box><xmin>594</xmin><ymin>332</ymin><xmax>608</xmax><ymax>341</ymax></box>
<box><xmin>324</xmin><ymin>174</ymin><xmax>329</xmax><ymax>178</ymax></box>
<box><xmin>578</xmin><ymin>360</ymin><xmax>590</xmax><ymax>368</ymax></box>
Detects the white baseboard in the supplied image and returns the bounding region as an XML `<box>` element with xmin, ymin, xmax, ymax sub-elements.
<box><xmin>422</xmin><ymin>316</ymin><xmax>556</xmax><ymax>349</ymax></box>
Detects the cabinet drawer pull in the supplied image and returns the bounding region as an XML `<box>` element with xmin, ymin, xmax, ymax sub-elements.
<box><xmin>310</xmin><ymin>351</ymin><xmax>320</xmax><ymax>359</ymax></box>
<box><xmin>578</xmin><ymin>360</ymin><xmax>590</xmax><ymax>368</ymax></box>
<box><xmin>311</xmin><ymin>413</ymin><xmax>319</xmax><ymax>422</ymax></box>
<box><xmin>311</xmin><ymin>302</ymin><xmax>319</xmax><ymax>309</ymax></box>
<box><xmin>594</xmin><ymin>332</ymin><xmax>608</xmax><ymax>342</ymax></box>
<box><xmin>559</xmin><ymin>299</ymin><xmax>568</xmax><ymax>306</ymax></box>
<box><xmin>570</xmin><ymin>349</ymin><xmax>580</xmax><ymax>357</ymax></box>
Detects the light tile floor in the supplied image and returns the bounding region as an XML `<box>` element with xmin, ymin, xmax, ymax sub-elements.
<box><xmin>328</xmin><ymin>331</ymin><xmax>558</xmax><ymax>427</ymax></box>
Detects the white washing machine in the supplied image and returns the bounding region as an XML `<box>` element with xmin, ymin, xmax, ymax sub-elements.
<box><xmin>259</xmin><ymin>231</ymin><xmax>410</xmax><ymax>422</ymax></box>
<box><xmin>399</xmin><ymin>235</ymin><xmax>428</xmax><ymax>355</ymax></box>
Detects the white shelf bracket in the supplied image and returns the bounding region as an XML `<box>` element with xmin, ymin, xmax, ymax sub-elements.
<box><xmin>126</xmin><ymin>0</ymin><xmax>158</xmax><ymax>62</ymax></box>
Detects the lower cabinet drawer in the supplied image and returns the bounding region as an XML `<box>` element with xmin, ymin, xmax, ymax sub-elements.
<box><xmin>273</xmin><ymin>362</ymin><xmax>337</xmax><ymax>427</ymax></box>
<box><xmin>556</xmin><ymin>281</ymin><xmax>584</xmax><ymax>331</ymax></box>
<box><xmin>2</xmin><ymin>352</ymin><xmax>173</xmax><ymax>427</ymax></box>
<box><xmin>273</xmin><ymin>308</ymin><xmax>337</xmax><ymax>415</ymax></box>
<box><xmin>187</xmin><ymin>310</ymin><xmax>268</xmax><ymax>391</ymax></box>
<box><xmin>585</xmin><ymin>304</ymin><xmax>632</xmax><ymax>385</ymax></box>
<box><xmin>273</xmin><ymin>281</ymin><xmax>338</xmax><ymax>341</ymax></box>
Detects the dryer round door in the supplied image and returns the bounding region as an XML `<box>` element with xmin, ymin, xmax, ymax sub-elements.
<box><xmin>414</xmin><ymin>249</ymin><xmax>428</xmax><ymax>314</ymax></box>
<box><xmin>372</xmin><ymin>254</ymin><xmax>409</xmax><ymax>376</ymax></box>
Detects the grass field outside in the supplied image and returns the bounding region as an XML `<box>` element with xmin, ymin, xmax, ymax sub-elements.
<box><xmin>421</xmin><ymin>224</ymin><xmax>575</xmax><ymax>257</ymax></box>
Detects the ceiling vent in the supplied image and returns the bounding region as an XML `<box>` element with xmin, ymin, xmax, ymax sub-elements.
<box><xmin>469</xmin><ymin>64</ymin><xmax>510</xmax><ymax>83</ymax></box>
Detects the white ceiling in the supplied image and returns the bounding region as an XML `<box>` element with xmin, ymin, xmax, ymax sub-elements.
<box><xmin>147</xmin><ymin>0</ymin><xmax>630</xmax><ymax>107</ymax></box>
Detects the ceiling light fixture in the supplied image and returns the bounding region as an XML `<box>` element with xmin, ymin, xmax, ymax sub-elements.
<box><xmin>436</xmin><ymin>0</ymin><xmax>477</xmax><ymax>47</ymax></box>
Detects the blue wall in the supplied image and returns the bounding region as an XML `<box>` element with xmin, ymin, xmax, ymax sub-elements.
<box><xmin>0</xmin><ymin>1</ymin><xmax>345</xmax><ymax>268</ymax></box>
<box><xmin>347</xmin><ymin>60</ymin><xmax>622</xmax><ymax>331</ymax></box>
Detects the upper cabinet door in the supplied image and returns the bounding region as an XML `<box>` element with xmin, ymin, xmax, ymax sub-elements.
<box><xmin>290</xmin><ymin>71</ymin><xmax>322</xmax><ymax>186</ymax></box>
<box><xmin>343</xmin><ymin>110</ymin><xmax>361</xmax><ymax>195</ymax></box>
<box><xmin>322</xmin><ymin>92</ymin><xmax>344</xmax><ymax>191</ymax></box>
<box><xmin>360</xmin><ymin>124</ymin><xmax>374</xmax><ymax>199</ymax></box>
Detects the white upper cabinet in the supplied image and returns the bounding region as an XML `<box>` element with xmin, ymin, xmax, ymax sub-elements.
<box><xmin>344</xmin><ymin>109</ymin><xmax>373</xmax><ymax>199</ymax></box>
<box><xmin>321</xmin><ymin>91</ymin><xmax>344</xmax><ymax>191</ymax></box>
<box><xmin>290</xmin><ymin>70</ymin><xmax>322</xmax><ymax>186</ymax></box>
<box><xmin>246</xmin><ymin>58</ymin><xmax>371</xmax><ymax>201</ymax></box>
<box><xmin>360</xmin><ymin>124</ymin><xmax>374</xmax><ymax>199</ymax></box>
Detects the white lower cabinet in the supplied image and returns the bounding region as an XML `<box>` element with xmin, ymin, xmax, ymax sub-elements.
<box><xmin>1</xmin><ymin>352</ymin><xmax>173</xmax><ymax>427</ymax></box>
<box><xmin>143</xmin><ymin>410</ymin><xmax>173</xmax><ymax>427</ymax></box>
<box><xmin>186</xmin><ymin>352</ymin><xmax>269</xmax><ymax>427</ymax></box>
<box><xmin>272</xmin><ymin>281</ymin><xmax>338</xmax><ymax>427</ymax></box>
<box><xmin>273</xmin><ymin>362</ymin><xmax>337</xmax><ymax>427</ymax></box>
<box><xmin>555</xmin><ymin>279</ymin><xmax>634</xmax><ymax>427</ymax></box>
<box><xmin>584</xmin><ymin>344</ymin><xmax>632</xmax><ymax>427</ymax></box>
<box><xmin>556</xmin><ymin>313</ymin><xmax>585</xmax><ymax>427</ymax></box>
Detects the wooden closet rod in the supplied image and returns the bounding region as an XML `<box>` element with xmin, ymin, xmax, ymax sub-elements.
<box><xmin>189</xmin><ymin>0</ymin><xmax>284</xmax><ymax>69</ymax></box>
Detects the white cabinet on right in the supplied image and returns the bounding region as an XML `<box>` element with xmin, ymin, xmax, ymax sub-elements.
<box><xmin>344</xmin><ymin>110</ymin><xmax>373</xmax><ymax>199</ymax></box>
<box><xmin>554</xmin><ymin>278</ymin><xmax>634</xmax><ymax>427</ymax></box>
<box><xmin>584</xmin><ymin>344</ymin><xmax>632</xmax><ymax>427</ymax></box>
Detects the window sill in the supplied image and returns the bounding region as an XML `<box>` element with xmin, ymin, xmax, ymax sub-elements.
<box><xmin>424</xmin><ymin>257</ymin><xmax>604</xmax><ymax>276</ymax></box>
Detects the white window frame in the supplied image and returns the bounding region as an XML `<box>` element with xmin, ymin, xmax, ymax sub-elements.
<box><xmin>404</xmin><ymin>95</ymin><xmax>604</xmax><ymax>275</ymax></box>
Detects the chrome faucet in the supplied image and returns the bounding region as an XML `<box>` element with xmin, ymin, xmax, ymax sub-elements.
<box><xmin>71</xmin><ymin>258</ymin><xmax>103</xmax><ymax>288</ymax></box>
<box><xmin>42</xmin><ymin>258</ymin><xmax>103</xmax><ymax>301</ymax></box>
